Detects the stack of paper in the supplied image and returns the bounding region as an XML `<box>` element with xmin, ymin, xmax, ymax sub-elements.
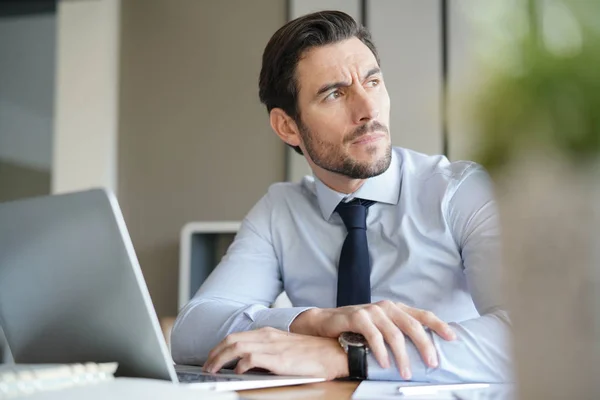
<box><xmin>353</xmin><ymin>381</ymin><xmax>514</xmax><ymax>399</ymax></box>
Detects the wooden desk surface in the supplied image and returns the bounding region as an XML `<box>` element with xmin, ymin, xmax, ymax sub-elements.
<box><xmin>238</xmin><ymin>381</ymin><xmax>359</xmax><ymax>400</ymax></box>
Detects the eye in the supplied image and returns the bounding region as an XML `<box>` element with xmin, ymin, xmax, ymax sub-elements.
<box><xmin>366</xmin><ymin>78</ymin><xmax>380</xmax><ymax>88</ymax></box>
<box><xmin>325</xmin><ymin>90</ymin><xmax>342</xmax><ymax>101</ymax></box>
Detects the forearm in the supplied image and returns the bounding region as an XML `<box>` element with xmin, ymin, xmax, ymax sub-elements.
<box><xmin>289</xmin><ymin>308</ymin><xmax>323</xmax><ymax>335</ymax></box>
<box><xmin>170</xmin><ymin>297</ymin><xmax>312</xmax><ymax>365</ymax></box>
<box><xmin>368</xmin><ymin>311</ymin><xmax>513</xmax><ymax>383</ymax></box>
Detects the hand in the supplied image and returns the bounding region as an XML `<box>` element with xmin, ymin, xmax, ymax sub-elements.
<box><xmin>202</xmin><ymin>327</ymin><xmax>349</xmax><ymax>380</ymax></box>
<box><xmin>290</xmin><ymin>301</ymin><xmax>456</xmax><ymax>380</ymax></box>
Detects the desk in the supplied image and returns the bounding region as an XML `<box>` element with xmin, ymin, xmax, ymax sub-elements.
<box><xmin>239</xmin><ymin>381</ymin><xmax>359</xmax><ymax>400</ymax></box>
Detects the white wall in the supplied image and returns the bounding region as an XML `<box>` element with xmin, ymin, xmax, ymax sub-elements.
<box><xmin>0</xmin><ymin>14</ymin><xmax>55</xmax><ymax>171</ymax></box>
<box><xmin>368</xmin><ymin>0</ymin><xmax>443</xmax><ymax>156</ymax></box>
<box><xmin>447</xmin><ymin>0</ymin><xmax>484</xmax><ymax>161</ymax></box>
<box><xmin>51</xmin><ymin>0</ymin><xmax>120</xmax><ymax>194</ymax></box>
<box><xmin>289</xmin><ymin>0</ymin><xmax>361</xmax><ymax>20</ymax></box>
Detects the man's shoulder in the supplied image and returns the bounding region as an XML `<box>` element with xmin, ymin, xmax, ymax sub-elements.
<box><xmin>264</xmin><ymin>177</ymin><xmax>314</xmax><ymax>198</ymax></box>
<box><xmin>256</xmin><ymin>178</ymin><xmax>315</xmax><ymax>210</ymax></box>
<box><xmin>395</xmin><ymin>147</ymin><xmax>485</xmax><ymax>185</ymax></box>
<box><xmin>394</xmin><ymin>147</ymin><xmax>489</xmax><ymax>202</ymax></box>
<box><xmin>242</xmin><ymin>179</ymin><xmax>316</xmax><ymax>232</ymax></box>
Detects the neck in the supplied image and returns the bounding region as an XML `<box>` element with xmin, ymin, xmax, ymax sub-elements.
<box><xmin>312</xmin><ymin>168</ymin><xmax>366</xmax><ymax>194</ymax></box>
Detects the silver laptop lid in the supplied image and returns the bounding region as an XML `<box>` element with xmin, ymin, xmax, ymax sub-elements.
<box><xmin>0</xmin><ymin>189</ymin><xmax>177</xmax><ymax>382</ymax></box>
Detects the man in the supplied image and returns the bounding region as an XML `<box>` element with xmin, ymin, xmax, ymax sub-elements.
<box><xmin>171</xmin><ymin>11</ymin><xmax>510</xmax><ymax>383</ymax></box>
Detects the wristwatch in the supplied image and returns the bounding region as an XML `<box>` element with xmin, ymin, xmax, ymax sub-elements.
<box><xmin>338</xmin><ymin>332</ymin><xmax>369</xmax><ymax>380</ymax></box>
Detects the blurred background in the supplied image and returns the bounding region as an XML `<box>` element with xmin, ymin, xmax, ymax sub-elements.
<box><xmin>5</xmin><ymin>2</ymin><xmax>600</xmax><ymax>396</ymax></box>
<box><xmin>1</xmin><ymin>0</ymin><xmax>486</xmax><ymax>322</ymax></box>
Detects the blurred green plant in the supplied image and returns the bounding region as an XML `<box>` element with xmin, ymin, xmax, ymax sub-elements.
<box><xmin>471</xmin><ymin>0</ymin><xmax>600</xmax><ymax>172</ymax></box>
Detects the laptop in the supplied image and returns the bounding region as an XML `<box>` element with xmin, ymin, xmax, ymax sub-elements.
<box><xmin>0</xmin><ymin>188</ymin><xmax>324</xmax><ymax>391</ymax></box>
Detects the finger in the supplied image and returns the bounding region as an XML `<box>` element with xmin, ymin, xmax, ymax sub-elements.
<box><xmin>402</xmin><ymin>307</ymin><xmax>456</xmax><ymax>341</ymax></box>
<box><xmin>205</xmin><ymin>332</ymin><xmax>250</xmax><ymax>369</ymax></box>
<box><xmin>205</xmin><ymin>340</ymin><xmax>250</xmax><ymax>374</ymax></box>
<box><xmin>204</xmin><ymin>336</ymin><xmax>240</xmax><ymax>372</ymax></box>
<box><xmin>235</xmin><ymin>353</ymin><xmax>278</xmax><ymax>375</ymax></box>
<box><xmin>393</xmin><ymin>310</ymin><xmax>438</xmax><ymax>369</ymax></box>
<box><xmin>351</xmin><ymin>309</ymin><xmax>390</xmax><ymax>369</ymax></box>
<box><xmin>370</xmin><ymin>312</ymin><xmax>411</xmax><ymax>380</ymax></box>
<box><xmin>207</xmin><ymin>341</ymin><xmax>273</xmax><ymax>374</ymax></box>
<box><xmin>204</xmin><ymin>328</ymin><xmax>284</xmax><ymax>371</ymax></box>
<box><xmin>204</xmin><ymin>341</ymin><xmax>227</xmax><ymax>372</ymax></box>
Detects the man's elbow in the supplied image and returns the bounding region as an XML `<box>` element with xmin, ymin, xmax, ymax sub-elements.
<box><xmin>169</xmin><ymin>315</ymin><xmax>206</xmax><ymax>366</ymax></box>
<box><xmin>169</xmin><ymin>318</ymin><xmax>186</xmax><ymax>365</ymax></box>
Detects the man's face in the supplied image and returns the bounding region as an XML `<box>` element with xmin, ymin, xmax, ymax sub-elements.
<box><xmin>294</xmin><ymin>37</ymin><xmax>392</xmax><ymax>179</ymax></box>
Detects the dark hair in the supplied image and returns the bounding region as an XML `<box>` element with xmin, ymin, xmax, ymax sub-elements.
<box><xmin>258</xmin><ymin>10</ymin><xmax>380</xmax><ymax>155</ymax></box>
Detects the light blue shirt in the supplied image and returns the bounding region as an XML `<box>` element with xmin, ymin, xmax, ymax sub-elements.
<box><xmin>171</xmin><ymin>147</ymin><xmax>511</xmax><ymax>383</ymax></box>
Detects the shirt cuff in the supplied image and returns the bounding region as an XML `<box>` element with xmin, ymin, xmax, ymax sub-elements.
<box><xmin>367</xmin><ymin>334</ymin><xmax>431</xmax><ymax>381</ymax></box>
<box><xmin>244</xmin><ymin>305</ymin><xmax>315</xmax><ymax>332</ymax></box>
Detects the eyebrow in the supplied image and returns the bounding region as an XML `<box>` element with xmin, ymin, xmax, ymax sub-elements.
<box><xmin>315</xmin><ymin>67</ymin><xmax>382</xmax><ymax>98</ymax></box>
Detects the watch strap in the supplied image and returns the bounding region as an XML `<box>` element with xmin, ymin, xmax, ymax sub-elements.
<box><xmin>347</xmin><ymin>344</ymin><xmax>368</xmax><ymax>380</ymax></box>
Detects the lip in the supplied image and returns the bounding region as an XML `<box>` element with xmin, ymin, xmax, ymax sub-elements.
<box><xmin>351</xmin><ymin>132</ymin><xmax>386</xmax><ymax>145</ymax></box>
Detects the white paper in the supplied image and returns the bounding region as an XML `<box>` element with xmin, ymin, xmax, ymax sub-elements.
<box><xmin>352</xmin><ymin>381</ymin><xmax>513</xmax><ymax>399</ymax></box>
<box><xmin>24</xmin><ymin>378</ymin><xmax>239</xmax><ymax>400</ymax></box>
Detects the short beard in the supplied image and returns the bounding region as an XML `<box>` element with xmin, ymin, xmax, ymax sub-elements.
<box><xmin>298</xmin><ymin>119</ymin><xmax>392</xmax><ymax>179</ymax></box>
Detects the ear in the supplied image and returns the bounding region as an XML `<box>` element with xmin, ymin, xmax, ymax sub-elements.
<box><xmin>269</xmin><ymin>108</ymin><xmax>301</xmax><ymax>148</ymax></box>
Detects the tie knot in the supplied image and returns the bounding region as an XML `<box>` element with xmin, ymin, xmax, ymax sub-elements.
<box><xmin>335</xmin><ymin>198</ymin><xmax>374</xmax><ymax>230</ymax></box>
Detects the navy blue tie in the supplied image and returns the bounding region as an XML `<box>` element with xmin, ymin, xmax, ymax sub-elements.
<box><xmin>335</xmin><ymin>198</ymin><xmax>375</xmax><ymax>307</ymax></box>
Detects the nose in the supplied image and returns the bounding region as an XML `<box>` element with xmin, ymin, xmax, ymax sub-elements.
<box><xmin>351</xmin><ymin>87</ymin><xmax>379</xmax><ymax>125</ymax></box>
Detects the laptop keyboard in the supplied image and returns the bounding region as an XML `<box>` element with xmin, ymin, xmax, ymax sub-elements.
<box><xmin>177</xmin><ymin>371</ymin><xmax>244</xmax><ymax>383</ymax></box>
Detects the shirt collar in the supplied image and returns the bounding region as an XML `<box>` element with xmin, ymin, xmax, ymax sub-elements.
<box><xmin>314</xmin><ymin>149</ymin><xmax>401</xmax><ymax>221</ymax></box>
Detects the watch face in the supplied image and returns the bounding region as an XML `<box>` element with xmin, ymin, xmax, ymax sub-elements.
<box><xmin>341</xmin><ymin>332</ymin><xmax>367</xmax><ymax>347</ymax></box>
